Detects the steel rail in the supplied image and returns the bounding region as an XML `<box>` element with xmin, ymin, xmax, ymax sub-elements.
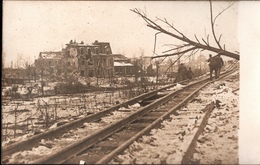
<box><xmin>30</xmin><ymin>73</ymin><xmax>221</xmax><ymax>164</ymax></box>
<box><xmin>3</xmin><ymin>66</ymin><xmax>237</xmax><ymax>163</ymax></box>
<box><xmin>2</xmin><ymin>79</ymin><xmax>190</xmax><ymax>159</ymax></box>
<box><xmin>77</xmin><ymin>68</ymin><xmax>237</xmax><ymax>164</ymax></box>
<box><xmin>181</xmin><ymin>102</ymin><xmax>215</xmax><ymax>164</ymax></box>
<box><xmin>96</xmin><ymin>68</ymin><xmax>236</xmax><ymax>164</ymax></box>
<box><xmin>96</xmin><ymin>80</ymin><xmax>214</xmax><ymax>164</ymax></box>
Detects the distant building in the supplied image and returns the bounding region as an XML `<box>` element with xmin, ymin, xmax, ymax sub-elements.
<box><xmin>34</xmin><ymin>51</ymin><xmax>62</xmax><ymax>80</ymax></box>
<box><xmin>62</xmin><ymin>40</ymin><xmax>114</xmax><ymax>78</ymax></box>
<box><xmin>114</xmin><ymin>61</ymin><xmax>134</xmax><ymax>76</ymax></box>
<box><xmin>93</xmin><ymin>40</ymin><xmax>113</xmax><ymax>54</ymax></box>
<box><xmin>34</xmin><ymin>40</ymin><xmax>137</xmax><ymax>80</ymax></box>
<box><xmin>35</xmin><ymin>51</ymin><xmax>62</xmax><ymax>70</ymax></box>
<box><xmin>111</xmin><ymin>54</ymin><xmax>134</xmax><ymax>76</ymax></box>
<box><xmin>93</xmin><ymin>54</ymin><xmax>114</xmax><ymax>78</ymax></box>
<box><xmin>2</xmin><ymin>68</ymin><xmax>27</xmax><ymax>84</ymax></box>
<box><xmin>111</xmin><ymin>54</ymin><xmax>131</xmax><ymax>63</ymax></box>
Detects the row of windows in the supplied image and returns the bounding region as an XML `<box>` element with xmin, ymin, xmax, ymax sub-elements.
<box><xmin>80</xmin><ymin>70</ymin><xmax>94</xmax><ymax>77</ymax></box>
<box><xmin>95</xmin><ymin>58</ymin><xmax>113</xmax><ymax>66</ymax></box>
<box><xmin>40</xmin><ymin>59</ymin><xmax>112</xmax><ymax>67</ymax></box>
<box><xmin>37</xmin><ymin>60</ymin><xmax>59</xmax><ymax>66</ymax></box>
<box><xmin>80</xmin><ymin>59</ymin><xmax>94</xmax><ymax>65</ymax></box>
<box><xmin>65</xmin><ymin>48</ymin><xmax>111</xmax><ymax>57</ymax></box>
<box><xmin>78</xmin><ymin>48</ymin><xmax>110</xmax><ymax>55</ymax></box>
<box><xmin>38</xmin><ymin>58</ymin><xmax>111</xmax><ymax>68</ymax></box>
<box><xmin>80</xmin><ymin>69</ymin><xmax>114</xmax><ymax>77</ymax></box>
<box><xmin>78</xmin><ymin>58</ymin><xmax>113</xmax><ymax>67</ymax></box>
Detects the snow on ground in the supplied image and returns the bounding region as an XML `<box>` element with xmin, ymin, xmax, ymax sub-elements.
<box><xmin>192</xmin><ymin>71</ymin><xmax>239</xmax><ymax>164</ymax></box>
<box><xmin>109</xmin><ymin>102</ymin><xmax>207</xmax><ymax>164</ymax></box>
<box><xmin>7</xmin><ymin>121</ymin><xmax>106</xmax><ymax>163</ymax></box>
<box><xmin>167</xmin><ymin>83</ymin><xmax>186</xmax><ymax>91</ymax></box>
<box><xmin>3</xmin><ymin>70</ymin><xmax>239</xmax><ymax>164</ymax></box>
<box><xmin>2</xmin><ymin>82</ymin><xmax>169</xmax><ymax>147</ymax></box>
<box><xmin>8</xmin><ymin>145</ymin><xmax>53</xmax><ymax>164</ymax></box>
<box><xmin>100</xmin><ymin>111</ymin><xmax>133</xmax><ymax>124</ymax></box>
<box><xmin>1</xmin><ymin>91</ymin><xmax>129</xmax><ymax>145</ymax></box>
<box><xmin>6</xmin><ymin>106</ymin><xmax>143</xmax><ymax>164</ymax></box>
<box><xmin>109</xmin><ymin>71</ymin><xmax>239</xmax><ymax>164</ymax></box>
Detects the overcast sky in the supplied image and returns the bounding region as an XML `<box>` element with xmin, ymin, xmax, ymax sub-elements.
<box><xmin>2</xmin><ymin>1</ymin><xmax>260</xmax><ymax>163</ymax></box>
<box><xmin>3</xmin><ymin>1</ymin><xmax>240</xmax><ymax>66</ymax></box>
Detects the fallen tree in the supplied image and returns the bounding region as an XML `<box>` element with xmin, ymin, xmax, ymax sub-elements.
<box><xmin>131</xmin><ymin>1</ymin><xmax>240</xmax><ymax>60</ymax></box>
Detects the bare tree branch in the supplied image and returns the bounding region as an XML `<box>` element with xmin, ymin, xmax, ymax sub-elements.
<box><xmin>218</xmin><ymin>34</ymin><xmax>222</xmax><ymax>43</ymax></box>
<box><xmin>163</xmin><ymin>44</ymin><xmax>180</xmax><ymax>47</ymax></box>
<box><xmin>194</xmin><ymin>35</ymin><xmax>201</xmax><ymax>44</ymax></box>
<box><xmin>202</xmin><ymin>38</ymin><xmax>209</xmax><ymax>46</ymax></box>
<box><xmin>213</xmin><ymin>2</ymin><xmax>235</xmax><ymax>24</ymax></box>
<box><xmin>162</xmin><ymin>44</ymin><xmax>191</xmax><ymax>53</ymax></box>
<box><xmin>235</xmin><ymin>51</ymin><xmax>239</xmax><ymax>54</ymax></box>
<box><xmin>183</xmin><ymin>49</ymin><xmax>200</xmax><ymax>62</ymax></box>
<box><xmin>157</xmin><ymin>17</ymin><xmax>188</xmax><ymax>39</ymax></box>
<box><xmin>131</xmin><ymin>7</ymin><xmax>239</xmax><ymax>60</ymax></box>
<box><xmin>209</xmin><ymin>0</ymin><xmax>223</xmax><ymax>50</ymax></box>
<box><xmin>131</xmin><ymin>8</ymin><xmax>162</xmax><ymax>31</ymax></box>
<box><xmin>164</xmin><ymin>53</ymin><xmax>186</xmax><ymax>74</ymax></box>
<box><xmin>153</xmin><ymin>32</ymin><xmax>162</xmax><ymax>56</ymax></box>
<box><xmin>149</xmin><ymin>22</ymin><xmax>238</xmax><ymax>59</ymax></box>
<box><xmin>164</xmin><ymin>48</ymin><xmax>199</xmax><ymax>76</ymax></box>
<box><xmin>152</xmin><ymin>47</ymin><xmax>197</xmax><ymax>59</ymax></box>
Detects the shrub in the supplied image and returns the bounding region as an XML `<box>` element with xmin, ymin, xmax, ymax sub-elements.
<box><xmin>56</xmin><ymin>82</ymin><xmax>85</xmax><ymax>94</ymax></box>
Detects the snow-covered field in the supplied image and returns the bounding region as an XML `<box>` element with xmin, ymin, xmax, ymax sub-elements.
<box><xmin>3</xmin><ymin>81</ymin><xmax>197</xmax><ymax>164</ymax></box>
<box><xmin>6</xmin><ymin>105</ymin><xmax>141</xmax><ymax>164</ymax></box>
<box><xmin>2</xmin><ymin>69</ymin><xmax>240</xmax><ymax>164</ymax></box>
<box><xmin>1</xmin><ymin>91</ymin><xmax>131</xmax><ymax>145</ymax></box>
<box><xmin>109</xmin><ymin>71</ymin><xmax>239</xmax><ymax>164</ymax></box>
<box><xmin>1</xmin><ymin>80</ymin><xmax>173</xmax><ymax>144</ymax></box>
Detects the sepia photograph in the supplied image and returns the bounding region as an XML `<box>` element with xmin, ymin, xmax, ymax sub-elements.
<box><xmin>2</xmin><ymin>1</ymin><xmax>260</xmax><ymax>164</ymax></box>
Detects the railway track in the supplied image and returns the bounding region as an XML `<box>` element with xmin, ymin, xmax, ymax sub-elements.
<box><xmin>2</xmin><ymin>79</ymin><xmax>192</xmax><ymax>162</ymax></box>
<box><xmin>2</xmin><ymin>66</ymin><xmax>237</xmax><ymax>164</ymax></box>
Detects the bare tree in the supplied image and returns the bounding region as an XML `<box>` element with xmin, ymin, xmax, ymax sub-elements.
<box><xmin>95</xmin><ymin>58</ymin><xmax>101</xmax><ymax>86</ymax></box>
<box><xmin>139</xmin><ymin>48</ymin><xmax>145</xmax><ymax>78</ymax></box>
<box><xmin>132</xmin><ymin>57</ymin><xmax>140</xmax><ymax>83</ymax></box>
<box><xmin>131</xmin><ymin>1</ymin><xmax>239</xmax><ymax>60</ymax></box>
<box><xmin>24</xmin><ymin>60</ymin><xmax>32</xmax><ymax>82</ymax></box>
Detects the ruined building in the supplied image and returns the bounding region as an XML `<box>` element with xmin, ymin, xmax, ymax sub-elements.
<box><xmin>62</xmin><ymin>40</ymin><xmax>114</xmax><ymax>78</ymax></box>
<box><xmin>34</xmin><ymin>51</ymin><xmax>62</xmax><ymax>80</ymax></box>
<box><xmin>34</xmin><ymin>40</ymin><xmax>134</xmax><ymax>80</ymax></box>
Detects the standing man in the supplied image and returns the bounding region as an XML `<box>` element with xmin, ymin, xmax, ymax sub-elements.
<box><xmin>215</xmin><ymin>53</ymin><xmax>224</xmax><ymax>77</ymax></box>
<box><xmin>207</xmin><ymin>54</ymin><xmax>218</xmax><ymax>80</ymax></box>
<box><xmin>174</xmin><ymin>63</ymin><xmax>187</xmax><ymax>82</ymax></box>
<box><xmin>186</xmin><ymin>67</ymin><xmax>194</xmax><ymax>80</ymax></box>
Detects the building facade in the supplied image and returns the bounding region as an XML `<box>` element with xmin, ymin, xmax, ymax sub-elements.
<box><xmin>111</xmin><ymin>54</ymin><xmax>134</xmax><ymax>76</ymax></box>
<box><xmin>34</xmin><ymin>51</ymin><xmax>62</xmax><ymax>80</ymax></box>
<box><xmin>61</xmin><ymin>40</ymin><xmax>114</xmax><ymax>78</ymax></box>
<box><xmin>34</xmin><ymin>40</ymin><xmax>136</xmax><ymax>80</ymax></box>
